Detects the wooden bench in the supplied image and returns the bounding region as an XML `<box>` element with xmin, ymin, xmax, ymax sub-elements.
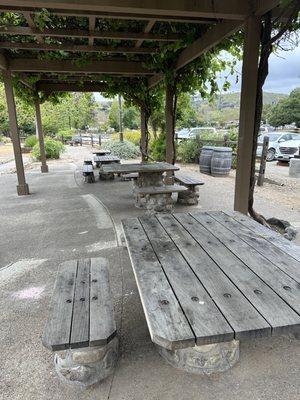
<box><xmin>134</xmin><ymin>185</ymin><xmax>187</xmax><ymax>213</ymax></box>
<box><xmin>42</xmin><ymin>258</ymin><xmax>118</xmax><ymax>387</ymax></box>
<box><xmin>174</xmin><ymin>175</ymin><xmax>205</xmax><ymax>205</ymax></box>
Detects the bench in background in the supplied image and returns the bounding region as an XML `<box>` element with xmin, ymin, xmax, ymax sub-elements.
<box><xmin>175</xmin><ymin>175</ymin><xmax>205</xmax><ymax>205</ymax></box>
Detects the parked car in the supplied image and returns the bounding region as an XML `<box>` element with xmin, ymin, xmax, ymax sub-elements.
<box><xmin>276</xmin><ymin>136</ymin><xmax>300</xmax><ymax>162</ymax></box>
<box><xmin>176</xmin><ymin>127</ymin><xmax>217</xmax><ymax>140</ymax></box>
<box><xmin>256</xmin><ymin>131</ymin><xmax>297</xmax><ymax>161</ymax></box>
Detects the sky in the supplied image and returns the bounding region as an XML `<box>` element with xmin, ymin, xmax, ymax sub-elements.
<box><xmin>219</xmin><ymin>43</ymin><xmax>300</xmax><ymax>94</ymax></box>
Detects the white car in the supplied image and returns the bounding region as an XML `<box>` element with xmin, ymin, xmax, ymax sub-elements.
<box><xmin>176</xmin><ymin>127</ymin><xmax>218</xmax><ymax>140</ymax></box>
<box><xmin>257</xmin><ymin>132</ymin><xmax>297</xmax><ymax>161</ymax></box>
<box><xmin>276</xmin><ymin>137</ymin><xmax>300</xmax><ymax>161</ymax></box>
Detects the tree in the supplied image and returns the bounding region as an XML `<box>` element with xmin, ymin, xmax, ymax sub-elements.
<box><xmin>268</xmin><ymin>88</ymin><xmax>300</xmax><ymax>127</ymax></box>
<box><xmin>176</xmin><ymin>93</ymin><xmax>200</xmax><ymax>129</ymax></box>
<box><xmin>247</xmin><ymin>1</ymin><xmax>300</xmax><ymax>224</ymax></box>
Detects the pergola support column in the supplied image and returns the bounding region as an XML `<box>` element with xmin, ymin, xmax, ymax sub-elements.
<box><xmin>140</xmin><ymin>105</ymin><xmax>148</xmax><ymax>162</ymax></box>
<box><xmin>165</xmin><ymin>83</ymin><xmax>176</xmax><ymax>165</ymax></box>
<box><xmin>34</xmin><ymin>97</ymin><xmax>48</xmax><ymax>173</ymax></box>
<box><xmin>234</xmin><ymin>16</ymin><xmax>261</xmax><ymax>214</ymax></box>
<box><xmin>2</xmin><ymin>70</ymin><xmax>30</xmax><ymax>195</ymax></box>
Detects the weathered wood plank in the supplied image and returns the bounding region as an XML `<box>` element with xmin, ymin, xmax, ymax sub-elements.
<box><xmin>175</xmin><ymin>175</ymin><xmax>205</xmax><ymax>186</ymax></box>
<box><xmin>139</xmin><ymin>215</ymin><xmax>234</xmax><ymax>345</ymax></box>
<box><xmin>205</xmin><ymin>212</ymin><xmax>300</xmax><ymax>316</ymax></box>
<box><xmin>102</xmin><ymin>162</ymin><xmax>179</xmax><ymax>174</ymax></box>
<box><xmin>122</xmin><ymin>217</ymin><xmax>195</xmax><ymax>350</ymax></box>
<box><xmin>96</xmin><ymin>155</ymin><xmax>120</xmax><ymax>162</ymax></box>
<box><xmin>70</xmin><ymin>258</ymin><xmax>90</xmax><ymax>348</ymax></box>
<box><xmin>213</xmin><ymin>212</ymin><xmax>300</xmax><ymax>283</ymax></box>
<box><xmin>226</xmin><ymin>211</ymin><xmax>300</xmax><ymax>263</ymax></box>
<box><xmin>157</xmin><ymin>213</ymin><xmax>271</xmax><ymax>339</ymax></box>
<box><xmin>42</xmin><ymin>260</ymin><xmax>77</xmax><ymax>351</ymax></box>
<box><xmin>89</xmin><ymin>258</ymin><xmax>117</xmax><ymax>347</ymax></box>
<box><xmin>134</xmin><ymin>185</ymin><xmax>187</xmax><ymax>195</ymax></box>
<box><xmin>181</xmin><ymin>212</ymin><xmax>300</xmax><ymax>334</ymax></box>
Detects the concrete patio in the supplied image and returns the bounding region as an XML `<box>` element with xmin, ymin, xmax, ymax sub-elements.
<box><xmin>1</xmin><ymin>147</ymin><xmax>300</xmax><ymax>400</ymax></box>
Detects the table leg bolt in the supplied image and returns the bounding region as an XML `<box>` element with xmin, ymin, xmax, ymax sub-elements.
<box><xmin>157</xmin><ymin>339</ymin><xmax>239</xmax><ymax>374</ymax></box>
<box><xmin>54</xmin><ymin>337</ymin><xmax>118</xmax><ymax>388</ymax></box>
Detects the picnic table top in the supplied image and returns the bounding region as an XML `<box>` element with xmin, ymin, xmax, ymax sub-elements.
<box><xmin>122</xmin><ymin>211</ymin><xmax>300</xmax><ymax>350</ymax></box>
<box><xmin>96</xmin><ymin>155</ymin><xmax>120</xmax><ymax>162</ymax></box>
<box><xmin>93</xmin><ymin>150</ymin><xmax>111</xmax><ymax>155</ymax></box>
<box><xmin>102</xmin><ymin>162</ymin><xmax>179</xmax><ymax>174</ymax></box>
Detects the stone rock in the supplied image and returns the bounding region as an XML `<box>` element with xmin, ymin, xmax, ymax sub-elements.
<box><xmin>54</xmin><ymin>337</ymin><xmax>118</xmax><ymax>388</ymax></box>
<box><xmin>289</xmin><ymin>158</ymin><xmax>300</xmax><ymax>178</ymax></box>
<box><xmin>284</xmin><ymin>226</ymin><xmax>298</xmax><ymax>241</ymax></box>
<box><xmin>157</xmin><ymin>340</ymin><xmax>239</xmax><ymax>375</ymax></box>
<box><xmin>267</xmin><ymin>217</ymin><xmax>290</xmax><ymax>230</ymax></box>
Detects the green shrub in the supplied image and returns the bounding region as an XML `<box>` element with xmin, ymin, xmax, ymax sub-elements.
<box><xmin>103</xmin><ymin>140</ymin><xmax>140</xmax><ymax>159</ymax></box>
<box><xmin>57</xmin><ymin>129</ymin><xmax>73</xmax><ymax>142</ymax></box>
<box><xmin>177</xmin><ymin>138</ymin><xmax>202</xmax><ymax>163</ymax></box>
<box><xmin>150</xmin><ymin>133</ymin><xmax>166</xmax><ymax>161</ymax></box>
<box><xmin>32</xmin><ymin>138</ymin><xmax>65</xmax><ymax>160</ymax></box>
<box><xmin>24</xmin><ymin>135</ymin><xmax>38</xmax><ymax>148</ymax></box>
<box><xmin>111</xmin><ymin>130</ymin><xmax>141</xmax><ymax>146</ymax></box>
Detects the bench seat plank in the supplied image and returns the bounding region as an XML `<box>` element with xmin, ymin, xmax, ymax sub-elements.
<box><xmin>70</xmin><ymin>259</ymin><xmax>90</xmax><ymax>348</ymax></box>
<box><xmin>90</xmin><ymin>258</ymin><xmax>117</xmax><ymax>347</ymax></box>
<box><xmin>134</xmin><ymin>185</ymin><xmax>187</xmax><ymax>195</ymax></box>
<box><xmin>187</xmin><ymin>212</ymin><xmax>300</xmax><ymax>335</ymax></box>
<box><xmin>139</xmin><ymin>216</ymin><xmax>234</xmax><ymax>345</ymax></box>
<box><xmin>157</xmin><ymin>214</ymin><xmax>271</xmax><ymax>339</ymax></box>
<box><xmin>122</xmin><ymin>217</ymin><xmax>195</xmax><ymax>350</ymax></box>
<box><xmin>175</xmin><ymin>175</ymin><xmax>205</xmax><ymax>186</ymax></box>
<box><xmin>42</xmin><ymin>260</ymin><xmax>78</xmax><ymax>351</ymax></box>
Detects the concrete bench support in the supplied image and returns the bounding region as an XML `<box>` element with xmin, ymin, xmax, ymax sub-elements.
<box><xmin>157</xmin><ymin>340</ymin><xmax>239</xmax><ymax>375</ymax></box>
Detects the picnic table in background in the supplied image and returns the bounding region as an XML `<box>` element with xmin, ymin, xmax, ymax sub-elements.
<box><xmin>97</xmin><ymin>155</ymin><xmax>121</xmax><ymax>180</ymax></box>
<box><xmin>122</xmin><ymin>211</ymin><xmax>300</xmax><ymax>374</ymax></box>
<box><xmin>93</xmin><ymin>150</ymin><xmax>111</xmax><ymax>167</ymax></box>
<box><xmin>101</xmin><ymin>162</ymin><xmax>182</xmax><ymax>211</ymax></box>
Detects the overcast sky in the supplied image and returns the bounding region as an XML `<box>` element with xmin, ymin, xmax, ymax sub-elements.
<box><xmin>219</xmin><ymin>44</ymin><xmax>300</xmax><ymax>94</ymax></box>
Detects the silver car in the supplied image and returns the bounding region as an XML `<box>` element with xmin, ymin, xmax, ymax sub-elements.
<box><xmin>277</xmin><ymin>137</ymin><xmax>300</xmax><ymax>161</ymax></box>
<box><xmin>257</xmin><ymin>132</ymin><xmax>297</xmax><ymax>161</ymax></box>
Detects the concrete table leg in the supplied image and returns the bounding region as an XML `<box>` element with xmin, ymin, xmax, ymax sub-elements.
<box><xmin>133</xmin><ymin>171</ymin><xmax>167</xmax><ymax>209</ymax></box>
<box><xmin>177</xmin><ymin>186</ymin><xmax>199</xmax><ymax>205</ymax></box>
<box><xmin>54</xmin><ymin>337</ymin><xmax>118</xmax><ymax>388</ymax></box>
<box><xmin>157</xmin><ymin>340</ymin><xmax>239</xmax><ymax>375</ymax></box>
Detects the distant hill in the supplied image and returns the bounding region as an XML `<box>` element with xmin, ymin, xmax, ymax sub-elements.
<box><xmin>219</xmin><ymin>91</ymin><xmax>287</xmax><ymax>107</ymax></box>
<box><xmin>193</xmin><ymin>91</ymin><xmax>287</xmax><ymax>108</ymax></box>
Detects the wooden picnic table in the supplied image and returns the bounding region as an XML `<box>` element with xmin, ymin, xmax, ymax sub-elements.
<box><xmin>122</xmin><ymin>211</ymin><xmax>300</xmax><ymax>373</ymax></box>
<box><xmin>92</xmin><ymin>150</ymin><xmax>111</xmax><ymax>155</ymax></box>
<box><xmin>97</xmin><ymin>155</ymin><xmax>121</xmax><ymax>180</ymax></box>
<box><xmin>96</xmin><ymin>155</ymin><xmax>120</xmax><ymax>164</ymax></box>
<box><xmin>102</xmin><ymin>162</ymin><xmax>180</xmax><ymax>210</ymax></box>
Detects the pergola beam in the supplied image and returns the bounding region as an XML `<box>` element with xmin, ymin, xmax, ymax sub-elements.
<box><xmin>22</xmin><ymin>11</ymin><xmax>44</xmax><ymax>43</ymax></box>
<box><xmin>36</xmin><ymin>81</ymin><xmax>108</xmax><ymax>92</ymax></box>
<box><xmin>0</xmin><ymin>1</ymin><xmax>252</xmax><ymax>19</ymax></box>
<box><xmin>135</xmin><ymin>19</ymin><xmax>156</xmax><ymax>48</ymax></box>
<box><xmin>9</xmin><ymin>58</ymin><xmax>154</xmax><ymax>75</ymax></box>
<box><xmin>0</xmin><ymin>26</ymin><xmax>181</xmax><ymax>41</ymax></box>
<box><xmin>0</xmin><ymin>41</ymin><xmax>158</xmax><ymax>54</ymax></box>
<box><xmin>0</xmin><ymin>6</ymin><xmax>217</xmax><ymax>23</ymax></box>
<box><xmin>88</xmin><ymin>16</ymin><xmax>96</xmax><ymax>46</ymax></box>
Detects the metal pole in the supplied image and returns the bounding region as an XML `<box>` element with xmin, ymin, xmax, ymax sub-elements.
<box><xmin>257</xmin><ymin>136</ymin><xmax>269</xmax><ymax>186</ymax></box>
<box><xmin>2</xmin><ymin>70</ymin><xmax>29</xmax><ymax>195</ymax></box>
<box><xmin>118</xmin><ymin>94</ymin><xmax>123</xmax><ymax>142</ymax></box>
<box><xmin>34</xmin><ymin>97</ymin><xmax>49</xmax><ymax>173</ymax></box>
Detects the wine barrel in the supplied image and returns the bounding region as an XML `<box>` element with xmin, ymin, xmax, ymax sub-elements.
<box><xmin>199</xmin><ymin>146</ymin><xmax>215</xmax><ymax>175</ymax></box>
<box><xmin>211</xmin><ymin>147</ymin><xmax>232</xmax><ymax>177</ymax></box>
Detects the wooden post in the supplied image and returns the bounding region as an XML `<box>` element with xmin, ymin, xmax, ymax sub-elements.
<box><xmin>118</xmin><ymin>94</ymin><xmax>123</xmax><ymax>142</ymax></box>
<box><xmin>165</xmin><ymin>83</ymin><xmax>175</xmax><ymax>165</ymax></box>
<box><xmin>140</xmin><ymin>105</ymin><xmax>147</xmax><ymax>162</ymax></box>
<box><xmin>234</xmin><ymin>16</ymin><xmax>261</xmax><ymax>214</ymax></box>
<box><xmin>34</xmin><ymin>98</ymin><xmax>48</xmax><ymax>173</ymax></box>
<box><xmin>2</xmin><ymin>70</ymin><xmax>29</xmax><ymax>195</ymax></box>
<box><xmin>257</xmin><ymin>136</ymin><xmax>269</xmax><ymax>187</ymax></box>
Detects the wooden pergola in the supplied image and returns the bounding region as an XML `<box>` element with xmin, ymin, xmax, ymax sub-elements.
<box><xmin>0</xmin><ymin>0</ymin><xmax>285</xmax><ymax>212</ymax></box>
